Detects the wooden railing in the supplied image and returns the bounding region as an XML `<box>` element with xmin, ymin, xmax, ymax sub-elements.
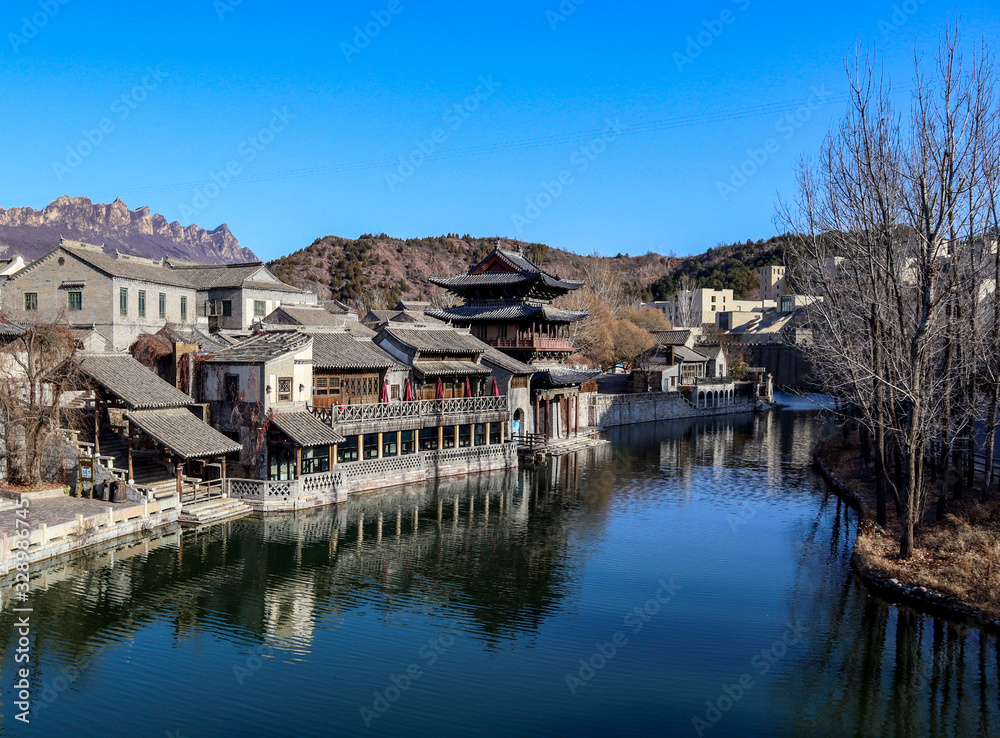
<box><xmin>309</xmin><ymin>396</ymin><xmax>508</xmax><ymax>425</ymax></box>
<box><xmin>513</xmin><ymin>433</ymin><xmax>546</xmax><ymax>451</ymax></box>
<box><xmin>485</xmin><ymin>337</ymin><xmax>574</xmax><ymax>351</ymax></box>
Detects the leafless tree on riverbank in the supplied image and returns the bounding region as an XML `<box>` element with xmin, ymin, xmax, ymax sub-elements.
<box><xmin>780</xmin><ymin>27</ymin><xmax>1000</xmax><ymax>557</ymax></box>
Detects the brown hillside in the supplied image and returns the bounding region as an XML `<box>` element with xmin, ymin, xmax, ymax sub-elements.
<box><xmin>266</xmin><ymin>234</ymin><xmax>787</xmax><ymax>309</ymax></box>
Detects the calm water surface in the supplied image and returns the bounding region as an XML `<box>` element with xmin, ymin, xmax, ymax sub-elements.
<box><xmin>1</xmin><ymin>398</ymin><xmax>998</xmax><ymax>737</ymax></box>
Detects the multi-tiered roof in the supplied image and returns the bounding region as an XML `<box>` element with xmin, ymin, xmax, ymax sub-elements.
<box><xmin>427</xmin><ymin>247</ymin><xmax>588</xmax><ymax>365</ymax></box>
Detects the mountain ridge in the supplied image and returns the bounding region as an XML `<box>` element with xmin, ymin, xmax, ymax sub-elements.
<box><xmin>0</xmin><ymin>196</ymin><xmax>257</xmax><ymax>264</ymax></box>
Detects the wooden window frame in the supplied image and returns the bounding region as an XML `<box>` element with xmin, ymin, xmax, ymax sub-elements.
<box><xmin>277</xmin><ymin>376</ymin><xmax>292</xmax><ymax>402</ymax></box>
<box><xmin>24</xmin><ymin>293</ymin><xmax>37</xmax><ymax>311</ymax></box>
<box><xmin>67</xmin><ymin>291</ymin><xmax>82</xmax><ymax>311</ymax></box>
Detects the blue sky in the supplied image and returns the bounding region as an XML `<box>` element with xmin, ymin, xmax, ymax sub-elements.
<box><xmin>2</xmin><ymin>1</ymin><xmax>997</xmax><ymax>261</ymax></box>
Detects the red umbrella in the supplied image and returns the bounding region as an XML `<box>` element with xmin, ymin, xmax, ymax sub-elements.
<box><xmin>491</xmin><ymin>377</ymin><xmax>500</xmax><ymax>397</ymax></box>
<box><xmin>436</xmin><ymin>378</ymin><xmax>444</xmax><ymax>399</ymax></box>
<box><xmin>403</xmin><ymin>378</ymin><xmax>414</xmax><ymax>402</ymax></box>
<box><xmin>380</xmin><ymin>379</ymin><xmax>390</xmax><ymax>404</ymax></box>
<box><xmin>465</xmin><ymin>377</ymin><xmax>473</xmax><ymax>398</ymax></box>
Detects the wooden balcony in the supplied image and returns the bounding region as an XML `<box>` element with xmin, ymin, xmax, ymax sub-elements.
<box><xmin>484</xmin><ymin>336</ymin><xmax>575</xmax><ymax>351</ymax></box>
<box><xmin>309</xmin><ymin>395</ymin><xmax>509</xmax><ymax>426</ymax></box>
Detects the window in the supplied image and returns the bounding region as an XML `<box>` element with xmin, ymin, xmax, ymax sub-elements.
<box><xmin>511</xmin><ymin>376</ymin><xmax>528</xmax><ymax>389</ymax></box>
<box><xmin>363</xmin><ymin>433</ymin><xmax>379</xmax><ymax>460</ymax></box>
<box><xmin>382</xmin><ymin>434</ymin><xmax>398</xmax><ymax>458</ymax></box>
<box><xmin>277</xmin><ymin>377</ymin><xmax>292</xmax><ymax>402</ymax></box>
<box><xmin>391</xmin><ymin>384</ymin><xmax>400</xmax><ymax>400</ymax></box>
<box><xmin>337</xmin><ymin>435</ymin><xmax>359</xmax><ymax>464</ymax></box>
<box><xmin>254</xmin><ymin>300</ymin><xmax>266</xmax><ymax>317</ymax></box>
<box><xmin>419</xmin><ymin>427</ymin><xmax>439</xmax><ymax>451</ymax></box>
<box><xmin>138</xmin><ymin>290</ymin><xmax>146</xmax><ymax>318</ymax></box>
<box><xmin>442</xmin><ymin>426</ymin><xmax>455</xmax><ymax>449</ymax></box>
<box><xmin>222</xmin><ymin>300</ymin><xmax>232</xmax><ymax>317</ymax></box>
<box><xmin>313</xmin><ymin>376</ymin><xmax>329</xmax><ymax>397</ymax></box>
<box><xmin>224</xmin><ymin>374</ymin><xmax>240</xmax><ymax>403</ymax></box>
<box><xmin>120</xmin><ymin>287</ymin><xmax>128</xmax><ymax>316</ymax></box>
<box><xmin>68</xmin><ymin>291</ymin><xmax>82</xmax><ymax>311</ymax></box>
<box><xmin>474</xmin><ymin>423</ymin><xmax>486</xmax><ymax>446</ymax></box>
<box><xmin>159</xmin><ymin>293</ymin><xmax>166</xmax><ymax>319</ymax></box>
<box><xmin>301</xmin><ymin>446</ymin><xmax>330</xmax><ymax>475</ymax></box>
<box><xmin>459</xmin><ymin>425</ymin><xmax>472</xmax><ymax>448</ymax></box>
<box><xmin>24</xmin><ymin>293</ymin><xmax>37</xmax><ymax>311</ymax></box>
<box><xmin>180</xmin><ymin>296</ymin><xmax>188</xmax><ymax>322</ymax></box>
<box><xmin>401</xmin><ymin>430</ymin><xmax>415</xmax><ymax>455</ymax></box>
<box><xmin>489</xmin><ymin>424</ymin><xmax>501</xmax><ymax>445</ymax></box>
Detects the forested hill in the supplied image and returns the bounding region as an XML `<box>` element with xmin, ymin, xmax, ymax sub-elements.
<box><xmin>266</xmin><ymin>233</ymin><xmax>787</xmax><ymax>308</ymax></box>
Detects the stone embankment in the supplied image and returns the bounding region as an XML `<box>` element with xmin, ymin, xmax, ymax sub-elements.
<box><xmin>813</xmin><ymin>453</ymin><xmax>1000</xmax><ymax>634</ymax></box>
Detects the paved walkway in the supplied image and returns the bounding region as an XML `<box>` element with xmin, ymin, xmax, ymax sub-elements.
<box><xmin>0</xmin><ymin>495</ymin><xmax>132</xmax><ymax>537</ymax></box>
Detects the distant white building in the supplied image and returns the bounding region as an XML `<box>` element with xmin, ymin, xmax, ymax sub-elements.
<box><xmin>643</xmin><ymin>266</ymin><xmax>785</xmax><ymax>327</ymax></box>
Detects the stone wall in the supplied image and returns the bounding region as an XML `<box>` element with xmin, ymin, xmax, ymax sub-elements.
<box><xmin>582</xmin><ymin>392</ymin><xmax>754</xmax><ymax>430</ymax></box>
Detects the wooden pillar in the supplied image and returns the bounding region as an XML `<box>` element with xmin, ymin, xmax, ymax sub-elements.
<box><xmin>377</xmin><ymin>432</ymin><xmax>383</xmax><ymax>459</ymax></box>
<box><xmin>127</xmin><ymin>435</ymin><xmax>134</xmax><ymax>481</ymax></box>
<box><xmin>575</xmin><ymin>393</ymin><xmax>580</xmax><ymax>437</ymax></box>
<box><xmin>453</xmin><ymin>424</ymin><xmax>459</xmax><ymax>448</ymax></box>
<box><xmin>329</xmin><ymin>444</ymin><xmax>335</xmax><ymax>467</ymax></box>
<box><xmin>296</xmin><ymin>447</ymin><xmax>302</xmax><ymax>478</ymax></box>
<box><xmin>501</xmin><ymin>421</ymin><xmax>506</xmax><ymax>441</ymax></box>
<box><xmin>175</xmin><ymin>459</ymin><xmax>183</xmax><ymax>499</ymax></box>
<box><xmin>94</xmin><ymin>398</ymin><xmax>101</xmax><ymax>456</ymax></box>
<box><xmin>358</xmin><ymin>434</ymin><xmax>364</xmax><ymax>460</ymax></box>
<box><xmin>438</xmin><ymin>425</ymin><xmax>444</xmax><ymax>449</ymax></box>
<box><xmin>221</xmin><ymin>457</ymin><xmax>227</xmax><ymax>481</ymax></box>
<box><xmin>396</xmin><ymin>431</ymin><xmax>402</xmax><ymax>454</ymax></box>
<box><xmin>485</xmin><ymin>422</ymin><xmax>490</xmax><ymax>446</ymax></box>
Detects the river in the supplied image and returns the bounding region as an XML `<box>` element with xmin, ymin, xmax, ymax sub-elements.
<box><xmin>1</xmin><ymin>397</ymin><xmax>997</xmax><ymax>737</ymax></box>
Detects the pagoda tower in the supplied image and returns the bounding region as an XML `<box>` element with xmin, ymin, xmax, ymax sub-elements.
<box><xmin>427</xmin><ymin>247</ymin><xmax>588</xmax><ymax>366</ymax></box>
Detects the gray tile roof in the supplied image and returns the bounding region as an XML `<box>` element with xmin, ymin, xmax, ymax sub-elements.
<box><xmin>674</xmin><ymin>346</ymin><xmax>709</xmax><ymax>363</ymax></box>
<box><xmin>242</xmin><ymin>280</ymin><xmax>308</xmax><ymax>294</ymax></box>
<box><xmin>167</xmin><ymin>263</ymin><xmax>266</xmax><ymax>289</ymax></box>
<box><xmin>78</xmin><ymin>354</ymin><xmax>194</xmax><ymax>409</ymax></box>
<box><xmin>322</xmin><ymin>299</ymin><xmax>352</xmax><ymax>315</ymax></box>
<box><xmin>412</xmin><ymin>360</ymin><xmax>491</xmax><ymax>379</ymax></box>
<box><xmin>126</xmin><ymin>407</ymin><xmax>243</xmax><ymax>459</ymax></box>
<box><xmin>481</xmin><ymin>347</ymin><xmax>535</xmax><ymax>376</ymax></box>
<box><xmin>654</xmin><ymin>330</ymin><xmax>693</xmax><ymax>347</ymax></box>
<box><xmin>60</xmin><ymin>245</ymin><xmax>195</xmax><ymax>288</ymax></box>
<box><xmin>270</xmin><ymin>411</ymin><xmax>345</xmax><ymax>446</ymax></box>
<box><xmin>381</xmin><ymin>326</ymin><xmax>487</xmax><ymax>356</ymax></box>
<box><xmin>264</xmin><ymin>305</ymin><xmax>345</xmax><ymax>328</ymax></box>
<box><xmin>538</xmin><ymin>367</ymin><xmax>601</xmax><ymax>386</ymax></box>
<box><xmin>430</xmin><ymin>247</ymin><xmax>585</xmax><ymax>292</ymax></box>
<box><xmin>310</xmin><ymin>332</ymin><xmax>404</xmax><ymax>371</ymax></box>
<box><xmin>204</xmin><ymin>331</ymin><xmax>312</xmax><ymax>364</ymax></box>
<box><xmin>0</xmin><ymin>319</ymin><xmax>26</xmax><ymax>338</ymax></box>
<box><xmin>427</xmin><ymin>303</ymin><xmax>541</xmax><ymax>322</ymax></box>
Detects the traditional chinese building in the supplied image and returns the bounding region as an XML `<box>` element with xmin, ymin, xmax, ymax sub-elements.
<box><xmin>428</xmin><ymin>247</ymin><xmax>595</xmax><ymax>444</ymax></box>
<box><xmin>426</xmin><ymin>247</ymin><xmax>588</xmax><ymax>366</ymax></box>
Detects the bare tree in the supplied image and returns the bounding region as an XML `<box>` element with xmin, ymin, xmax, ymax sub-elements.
<box><xmin>672</xmin><ymin>275</ymin><xmax>699</xmax><ymax>328</ymax></box>
<box><xmin>0</xmin><ymin>321</ymin><xmax>81</xmax><ymax>487</ymax></box>
<box><xmin>781</xmin><ymin>29</ymin><xmax>1000</xmax><ymax>557</ymax></box>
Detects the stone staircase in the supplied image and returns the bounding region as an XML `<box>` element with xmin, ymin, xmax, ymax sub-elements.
<box><xmin>179</xmin><ymin>497</ymin><xmax>253</xmax><ymax>527</ymax></box>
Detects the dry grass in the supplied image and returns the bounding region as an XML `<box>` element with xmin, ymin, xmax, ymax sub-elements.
<box><xmin>817</xmin><ymin>435</ymin><xmax>1000</xmax><ymax>620</ymax></box>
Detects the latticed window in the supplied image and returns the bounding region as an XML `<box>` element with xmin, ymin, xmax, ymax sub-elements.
<box><xmin>254</xmin><ymin>300</ymin><xmax>266</xmax><ymax>317</ymax></box>
<box><xmin>119</xmin><ymin>287</ymin><xmax>128</xmax><ymax>316</ymax></box>
<box><xmin>23</xmin><ymin>293</ymin><xmax>37</xmax><ymax>311</ymax></box>
<box><xmin>474</xmin><ymin>424</ymin><xmax>486</xmax><ymax>446</ymax></box>
<box><xmin>68</xmin><ymin>291</ymin><xmax>82</xmax><ymax>311</ymax></box>
<box><xmin>138</xmin><ymin>290</ymin><xmax>146</xmax><ymax>318</ymax></box>
<box><xmin>159</xmin><ymin>292</ymin><xmax>166</xmax><ymax>319</ymax></box>
<box><xmin>180</xmin><ymin>296</ymin><xmax>188</xmax><ymax>322</ymax></box>
<box><xmin>277</xmin><ymin>377</ymin><xmax>292</xmax><ymax>402</ymax></box>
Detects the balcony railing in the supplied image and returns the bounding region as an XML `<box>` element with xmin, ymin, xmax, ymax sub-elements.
<box><xmin>309</xmin><ymin>395</ymin><xmax>508</xmax><ymax>426</ymax></box>
<box><xmin>484</xmin><ymin>336</ymin><xmax>575</xmax><ymax>351</ymax></box>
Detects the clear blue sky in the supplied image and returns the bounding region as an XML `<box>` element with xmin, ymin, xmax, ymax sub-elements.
<box><xmin>2</xmin><ymin>1</ymin><xmax>997</xmax><ymax>261</ymax></box>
